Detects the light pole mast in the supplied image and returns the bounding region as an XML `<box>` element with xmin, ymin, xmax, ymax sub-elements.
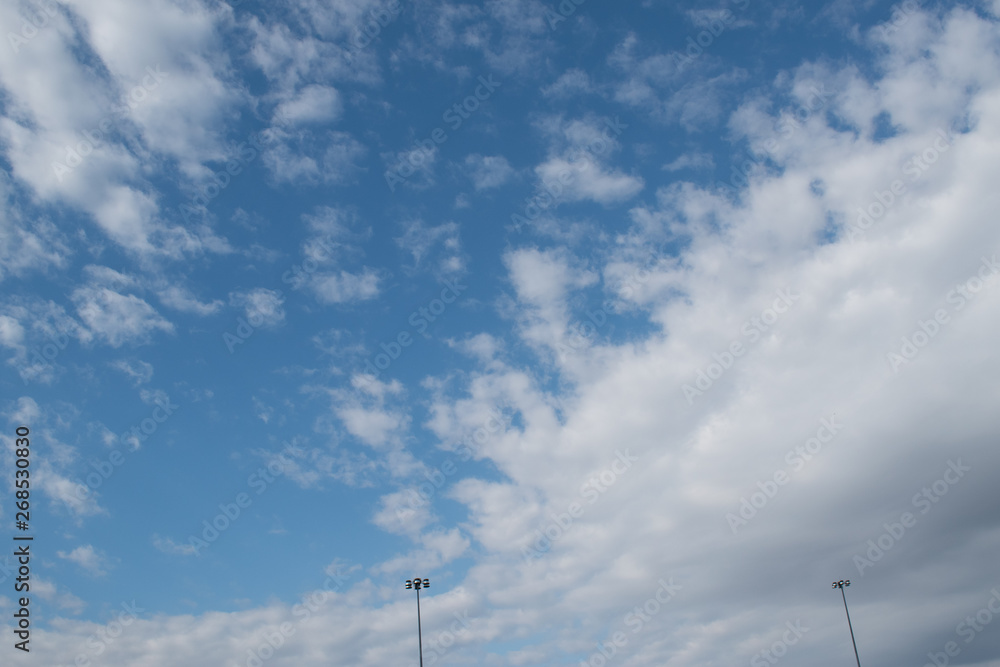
<box><xmin>405</xmin><ymin>577</ymin><xmax>429</xmax><ymax>667</ymax></box>
<box><xmin>832</xmin><ymin>579</ymin><xmax>861</xmax><ymax>667</ymax></box>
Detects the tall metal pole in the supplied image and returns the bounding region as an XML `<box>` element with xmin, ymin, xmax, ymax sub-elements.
<box><xmin>416</xmin><ymin>586</ymin><xmax>424</xmax><ymax>667</ymax></box>
<box><xmin>833</xmin><ymin>580</ymin><xmax>861</xmax><ymax>667</ymax></box>
<box><xmin>406</xmin><ymin>578</ymin><xmax>429</xmax><ymax>667</ymax></box>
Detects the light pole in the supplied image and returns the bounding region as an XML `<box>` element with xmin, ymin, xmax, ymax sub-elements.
<box><xmin>832</xmin><ymin>579</ymin><xmax>861</xmax><ymax>667</ymax></box>
<box><xmin>405</xmin><ymin>577</ymin><xmax>429</xmax><ymax>667</ymax></box>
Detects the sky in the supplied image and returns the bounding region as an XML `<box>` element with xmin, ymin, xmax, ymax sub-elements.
<box><xmin>1</xmin><ymin>0</ymin><xmax>1000</xmax><ymax>665</ymax></box>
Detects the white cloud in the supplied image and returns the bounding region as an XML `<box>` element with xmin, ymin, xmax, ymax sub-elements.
<box><xmin>463</xmin><ymin>154</ymin><xmax>514</xmax><ymax>190</ymax></box>
<box><xmin>663</xmin><ymin>151</ymin><xmax>715</xmax><ymax>171</ymax></box>
<box><xmin>687</xmin><ymin>8</ymin><xmax>753</xmax><ymax>30</ymax></box>
<box><xmin>311</xmin><ymin>269</ymin><xmax>381</xmax><ymax>304</ymax></box>
<box><xmin>351</xmin><ymin>373</ymin><xmax>404</xmax><ymax>401</ymax></box>
<box><xmin>32</xmin><ymin>577</ymin><xmax>86</xmax><ymax>614</ymax></box>
<box><xmin>258</xmin><ymin>440</ymin><xmax>329</xmax><ymax>490</ymax></box>
<box><xmin>283</xmin><ymin>0</ymin><xmax>388</xmax><ymax>45</ymax></box>
<box><xmin>0</xmin><ymin>0</ymin><xmax>241</xmax><ymax>258</ymax></box>
<box><xmin>383</xmin><ymin>145</ymin><xmax>438</xmax><ymax>191</ymax></box>
<box><xmin>380</xmin><ymin>12</ymin><xmax>1000</xmax><ymax>665</ymax></box>
<box><xmin>394</xmin><ymin>219</ymin><xmax>464</xmax><ymax>275</ymax></box>
<box><xmin>229</xmin><ymin>288</ymin><xmax>285</xmax><ymax>327</ymax></box>
<box><xmin>66</xmin><ymin>0</ymin><xmax>242</xmax><ymax>180</ymax></box>
<box><xmin>372</xmin><ymin>489</ymin><xmax>436</xmax><ymax>537</ymax></box>
<box><xmin>289</xmin><ymin>206</ymin><xmax>384</xmax><ymax>304</ymax></box>
<box><xmin>262</xmin><ymin>130</ymin><xmax>366</xmax><ymax>185</ymax></box>
<box><xmin>36</xmin><ymin>464</ymin><xmax>106</xmax><ymax>520</ymax></box>
<box><xmin>296</xmin><ymin>206</ymin><xmax>370</xmax><ymax>269</ymax></box>
<box><xmin>0</xmin><ymin>175</ymin><xmax>72</xmax><ymax>282</ymax></box>
<box><xmin>541</xmin><ymin>68</ymin><xmax>595</xmax><ymax>98</ymax></box>
<box><xmin>532</xmin><ymin>115</ymin><xmax>644</xmax><ymax>204</ymax></box>
<box><xmin>535</xmin><ymin>155</ymin><xmax>644</xmax><ymax>204</ymax></box>
<box><xmin>303</xmin><ymin>205</ymin><xmax>357</xmax><ymax>238</ymax></box>
<box><xmin>449</xmin><ymin>478</ymin><xmax>543</xmax><ymax>553</ymax></box>
<box><xmin>0</xmin><ymin>580</ymin><xmax>483</xmax><ymax>666</ymax></box>
<box><xmin>157</xmin><ymin>285</ymin><xmax>223</xmax><ymax>315</ymax></box>
<box><xmin>252</xmin><ymin>396</ymin><xmax>274</xmax><ymax>424</ymax></box>
<box><xmin>450</xmin><ymin>332</ymin><xmax>503</xmax><ymax>363</ymax></box>
<box><xmin>371</xmin><ymin>528</ymin><xmax>471</xmax><ymax>574</ymax></box>
<box><xmin>274</xmin><ymin>84</ymin><xmax>343</xmax><ymax>125</ymax></box>
<box><xmin>0</xmin><ymin>315</ymin><xmax>25</xmax><ymax>349</ymax></box>
<box><xmin>57</xmin><ymin>544</ymin><xmax>112</xmax><ymax>576</ymax></box>
<box><xmin>152</xmin><ymin>534</ymin><xmax>198</xmax><ymax>557</ymax></box>
<box><xmin>72</xmin><ymin>286</ymin><xmax>174</xmax><ymax>347</ymax></box>
<box><xmin>0</xmin><ymin>299</ymin><xmax>88</xmax><ymax>382</ymax></box>
<box><xmin>505</xmin><ymin>247</ymin><xmax>597</xmax><ymax>309</ymax></box>
<box><xmin>609</xmin><ymin>33</ymin><xmax>750</xmax><ymax>129</ymax></box>
<box><xmin>6</xmin><ymin>396</ymin><xmax>41</xmax><ymax>425</ymax></box>
<box><xmin>110</xmin><ymin>358</ymin><xmax>154</xmax><ymax>385</ymax></box>
<box><xmin>502</xmin><ymin>247</ymin><xmax>598</xmax><ymax>354</ymax></box>
<box><xmin>82</xmin><ymin>264</ymin><xmax>136</xmax><ymax>290</ymax></box>
<box><xmin>139</xmin><ymin>388</ymin><xmax>170</xmax><ymax>408</ymax></box>
<box><xmin>474</xmin><ymin>0</ymin><xmax>555</xmax><ymax>74</ymax></box>
<box><xmin>246</xmin><ymin>12</ymin><xmax>379</xmax><ymax>92</ymax></box>
<box><xmin>337</xmin><ymin>404</ymin><xmax>408</xmax><ymax>449</ymax></box>
<box><xmin>6</xmin><ymin>6</ymin><xmax>1000</xmax><ymax>667</ymax></box>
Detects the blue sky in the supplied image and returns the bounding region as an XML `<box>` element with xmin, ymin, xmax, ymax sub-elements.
<box><xmin>2</xmin><ymin>0</ymin><xmax>1000</xmax><ymax>665</ymax></box>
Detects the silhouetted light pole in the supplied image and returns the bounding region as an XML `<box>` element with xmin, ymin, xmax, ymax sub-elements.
<box><xmin>832</xmin><ymin>579</ymin><xmax>861</xmax><ymax>667</ymax></box>
<box><xmin>405</xmin><ymin>577</ymin><xmax>429</xmax><ymax>667</ymax></box>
